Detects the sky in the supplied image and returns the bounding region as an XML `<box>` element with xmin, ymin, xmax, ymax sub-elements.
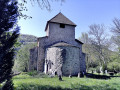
<box><xmin>18</xmin><ymin>0</ymin><xmax>120</xmax><ymax>38</ymax></box>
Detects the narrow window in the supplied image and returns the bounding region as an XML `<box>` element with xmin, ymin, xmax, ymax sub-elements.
<box><xmin>60</xmin><ymin>24</ymin><xmax>65</xmax><ymax>28</ymax></box>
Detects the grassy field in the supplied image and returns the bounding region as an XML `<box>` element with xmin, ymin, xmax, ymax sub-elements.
<box><xmin>12</xmin><ymin>73</ymin><xmax>120</xmax><ymax>90</ymax></box>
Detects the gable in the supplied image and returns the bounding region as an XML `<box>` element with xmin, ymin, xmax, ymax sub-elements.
<box><xmin>49</xmin><ymin>12</ymin><xmax>76</xmax><ymax>26</ymax></box>
<box><xmin>45</xmin><ymin>12</ymin><xmax>76</xmax><ymax>31</ymax></box>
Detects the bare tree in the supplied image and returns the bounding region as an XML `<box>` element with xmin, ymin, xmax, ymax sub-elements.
<box><xmin>111</xmin><ymin>18</ymin><xmax>120</xmax><ymax>56</ymax></box>
<box><xmin>111</xmin><ymin>18</ymin><xmax>120</xmax><ymax>35</ymax></box>
<box><xmin>79</xmin><ymin>33</ymin><xmax>90</xmax><ymax>44</ymax></box>
<box><xmin>111</xmin><ymin>18</ymin><xmax>120</xmax><ymax>48</ymax></box>
<box><xmin>79</xmin><ymin>33</ymin><xmax>98</xmax><ymax>72</ymax></box>
<box><xmin>20</xmin><ymin>0</ymin><xmax>65</xmax><ymax>10</ymax></box>
<box><xmin>88</xmin><ymin>24</ymin><xmax>110</xmax><ymax>70</ymax></box>
<box><xmin>19</xmin><ymin>0</ymin><xmax>65</xmax><ymax>19</ymax></box>
<box><xmin>30</xmin><ymin>0</ymin><xmax>65</xmax><ymax>10</ymax></box>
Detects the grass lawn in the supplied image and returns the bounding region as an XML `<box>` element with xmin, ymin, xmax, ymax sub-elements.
<box><xmin>12</xmin><ymin>73</ymin><xmax>120</xmax><ymax>90</ymax></box>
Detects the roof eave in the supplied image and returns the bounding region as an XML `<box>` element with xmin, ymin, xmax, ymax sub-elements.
<box><xmin>75</xmin><ymin>39</ymin><xmax>84</xmax><ymax>44</ymax></box>
<box><xmin>45</xmin><ymin>21</ymin><xmax>77</xmax><ymax>31</ymax></box>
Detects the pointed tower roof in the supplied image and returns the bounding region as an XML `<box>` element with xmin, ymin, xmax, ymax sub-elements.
<box><xmin>49</xmin><ymin>12</ymin><xmax>76</xmax><ymax>26</ymax></box>
<box><xmin>45</xmin><ymin>12</ymin><xmax>76</xmax><ymax>31</ymax></box>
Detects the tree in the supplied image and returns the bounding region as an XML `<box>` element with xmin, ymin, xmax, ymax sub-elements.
<box><xmin>88</xmin><ymin>24</ymin><xmax>110</xmax><ymax>72</ymax></box>
<box><xmin>30</xmin><ymin>0</ymin><xmax>64</xmax><ymax>10</ymax></box>
<box><xmin>110</xmin><ymin>18</ymin><xmax>120</xmax><ymax>70</ymax></box>
<box><xmin>111</xmin><ymin>18</ymin><xmax>120</xmax><ymax>51</ymax></box>
<box><xmin>19</xmin><ymin>0</ymin><xmax>65</xmax><ymax>19</ymax></box>
<box><xmin>0</xmin><ymin>0</ymin><xmax>19</xmax><ymax>89</ymax></box>
<box><xmin>13</xmin><ymin>43</ymin><xmax>37</xmax><ymax>72</ymax></box>
<box><xmin>79</xmin><ymin>33</ymin><xmax>99</xmax><ymax>72</ymax></box>
<box><xmin>111</xmin><ymin>18</ymin><xmax>120</xmax><ymax>35</ymax></box>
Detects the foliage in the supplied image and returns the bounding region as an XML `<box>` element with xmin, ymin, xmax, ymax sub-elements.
<box><xmin>27</xmin><ymin>71</ymin><xmax>38</xmax><ymax>76</ymax></box>
<box><xmin>11</xmin><ymin>74</ymin><xmax>120</xmax><ymax>90</ymax></box>
<box><xmin>107</xmin><ymin>62</ymin><xmax>120</xmax><ymax>72</ymax></box>
<box><xmin>79</xmin><ymin>32</ymin><xmax>111</xmax><ymax>72</ymax></box>
<box><xmin>96</xmin><ymin>66</ymin><xmax>101</xmax><ymax>73</ymax></box>
<box><xmin>0</xmin><ymin>0</ymin><xmax>19</xmax><ymax>89</ymax></box>
<box><xmin>2</xmin><ymin>79</ymin><xmax>14</xmax><ymax>90</ymax></box>
<box><xmin>22</xmin><ymin>71</ymin><xmax>49</xmax><ymax>78</ymax></box>
<box><xmin>13</xmin><ymin>43</ymin><xmax>37</xmax><ymax>72</ymax></box>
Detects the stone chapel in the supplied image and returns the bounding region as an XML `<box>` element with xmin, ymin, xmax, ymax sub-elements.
<box><xmin>29</xmin><ymin>12</ymin><xmax>86</xmax><ymax>76</ymax></box>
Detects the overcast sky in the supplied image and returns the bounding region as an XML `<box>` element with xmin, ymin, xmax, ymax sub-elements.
<box><xmin>18</xmin><ymin>0</ymin><xmax>120</xmax><ymax>38</ymax></box>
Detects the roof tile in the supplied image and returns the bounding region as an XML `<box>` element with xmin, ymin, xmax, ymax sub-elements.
<box><xmin>48</xmin><ymin>12</ymin><xmax>76</xmax><ymax>26</ymax></box>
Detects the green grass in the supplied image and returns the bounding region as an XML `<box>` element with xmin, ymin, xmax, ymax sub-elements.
<box><xmin>12</xmin><ymin>73</ymin><xmax>120</xmax><ymax>90</ymax></box>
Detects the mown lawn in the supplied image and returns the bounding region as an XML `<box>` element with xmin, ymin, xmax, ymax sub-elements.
<box><xmin>12</xmin><ymin>73</ymin><xmax>120</xmax><ymax>90</ymax></box>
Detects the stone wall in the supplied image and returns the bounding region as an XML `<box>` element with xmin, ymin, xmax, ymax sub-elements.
<box><xmin>82</xmin><ymin>53</ymin><xmax>86</xmax><ymax>73</ymax></box>
<box><xmin>37</xmin><ymin>37</ymin><xmax>83</xmax><ymax>72</ymax></box>
<box><xmin>61</xmin><ymin>46</ymin><xmax>80</xmax><ymax>76</ymax></box>
<box><xmin>48</xmin><ymin>23</ymin><xmax>75</xmax><ymax>41</ymax></box>
<box><xmin>29</xmin><ymin>47</ymin><xmax>38</xmax><ymax>71</ymax></box>
<box><xmin>45</xmin><ymin>46</ymin><xmax>80</xmax><ymax>76</ymax></box>
<box><xmin>34</xmin><ymin>22</ymin><xmax>85</xmax><ymax>73</ymax></box>
<box><xmin>45</xmin><ymin>47</ymin><xmax>65</xmax><ymax>75</ymax></box>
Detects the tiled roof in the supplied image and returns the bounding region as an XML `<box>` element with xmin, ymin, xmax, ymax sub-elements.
<box><xmin>48</xmin><ymin>12</ymin><xmax>76</xmax><ymax>26</ymax></box>
<box><xmin>52</xmin><ymin>42</ymin><xmax>74</xmax><ymax>47</ymax></box>
<box><xmin>45</xmin><ymin>12</ymin><xmax>76</xmax><ymax>31</ymax></box>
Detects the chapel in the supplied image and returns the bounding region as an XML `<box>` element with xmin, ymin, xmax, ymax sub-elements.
<box><xmin>29</xmin><ymin>12</ymin><xmax>86</xmax><ymax>76</ymax></box>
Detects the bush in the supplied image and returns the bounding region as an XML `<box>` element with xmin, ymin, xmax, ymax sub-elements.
<box><xmin>96</xmin><ymin>66</ymin><xmax>101</xmax><ymax>74</ymax></box>
<box><xmin>88</xmin><ymin>68</ymin><xmax>96</xmax><ymax>73</ymax></box>
<box><xmin>107</xmin><ymin>62</ymin><xmax>120</xmax><ymax>72</ymax></box>
<box><xmin>27</xmin><ymin>71</ymin><xmax>49</xmax><ymax>78</ymax></box>
<box><xmin>117</xmin><ymin>73</ymin><xmax>120</xmax><ymax>76</ymax></box>
<box><xmin>34</xmin><ymin>72</ymin><xmax>49</xmax><ymax>78</ymax></box>
<box><xmin>13</xmin><ymin>43</ymin><xmax>37</xmax><ymax>72</ymax></box>
<box><xmin>27</xmin><ymin>71</ymin><xmax>38</xmax><ymax>76</ymax></box>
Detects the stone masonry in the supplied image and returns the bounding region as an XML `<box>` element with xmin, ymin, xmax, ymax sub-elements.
<box><xmin>29</xmin><ymin>12</ymin><xmax>86</xmax><ymax>76</ymax></box>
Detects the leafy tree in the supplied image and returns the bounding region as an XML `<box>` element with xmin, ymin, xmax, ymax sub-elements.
<box><xmin>0</xmin><ymin>0</ymin><xmax>19</xmax><ymax>89</ymax></box>
<box><xmin>13</xmin><ymin>43</ymin><xmax>37</xmax><ymax>72</ymax></box>
<box><xmin>107</xmin><ymin>62</ymin><xmax>120</xmax><ymax>72</ymax></box>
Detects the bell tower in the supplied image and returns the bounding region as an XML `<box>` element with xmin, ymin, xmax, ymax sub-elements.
<box><xmin>45</xmin><ymin>12</ymin><xmax>76</xmax><ymax>41</ymax></box>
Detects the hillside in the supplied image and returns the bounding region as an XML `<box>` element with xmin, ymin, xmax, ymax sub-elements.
<box><xmin>18</xmin><ymin>34</ymin><xmax>37</xmax><ymax>44</ymax></box>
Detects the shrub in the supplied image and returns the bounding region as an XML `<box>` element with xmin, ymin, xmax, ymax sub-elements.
<box><xmin>117</xmin><ymin>73</ymin><xmax>120</xmax><ymax>76</ymax></box>
<box><xmin>107</xmin><ymin>62</ymin><xmax>120</xmax><ymax>72</ymax></box>
<box><xmin>34</xmin><ymin>72</ymin><xmax>49</xmax><ymax>78</ymax></box>
<box><xmin>27</xmin><ymin>71</ymin><xmax>49</xmax><ymax>78</ymax></box>
<box><xmin>88</xmin><ymin>68</ymin><xmax>96</xmax><ymax>73</ymax></box>
<box><xmin>96</xmin><ymin>66</ymin><xmax>101</xmax><ymax>74</ymax></box>
<box><xmin>27</xmin><ymin>71</ymin><xmax>38</xmax><ymax>76</ymax></box>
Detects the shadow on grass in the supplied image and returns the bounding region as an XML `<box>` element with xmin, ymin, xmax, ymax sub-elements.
<box><xmin>85</xmin><ymin>73</ymin><xmax>120</xmax><ymax>80</ymax></box>
<box><xmin>85</xmin><ymin>73</ymin><xmax>111</xmax><ymax>80</ymax></box>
